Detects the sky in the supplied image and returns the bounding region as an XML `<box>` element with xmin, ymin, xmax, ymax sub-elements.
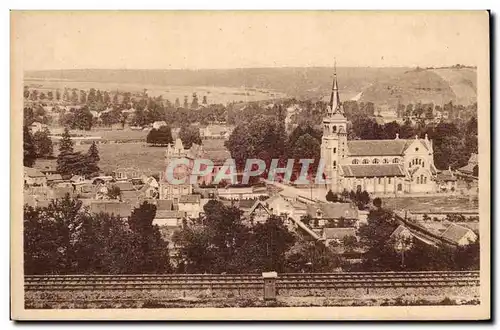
<box><xmin>12</xmin><ymin>11</ymin><xmax>488</xmax><ymax>71</ymax></box>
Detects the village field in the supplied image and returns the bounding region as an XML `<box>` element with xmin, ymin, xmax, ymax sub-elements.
<box><xmin>381</xmin><ymin>196</ymin><xmax>479</xmax><ymax>212</ymax></box>
<box><xmin>73</xmin><ymin>139</ymin><xmax>228</xmax><ymax>176</ymax></box>
<box><xmin>52</xmin><ymin>127</ymin><xmax>148</xmax><ymax>141</ymax></box>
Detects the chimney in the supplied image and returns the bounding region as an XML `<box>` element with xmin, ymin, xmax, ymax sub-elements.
<box><xmin>395</xmin><ymin>133</ymin><xmax>399</xmax><ymax>140</ymax></box>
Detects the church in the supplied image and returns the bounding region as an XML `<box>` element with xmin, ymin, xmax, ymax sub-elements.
<box><xmin>320</xmin><ymin>70</ymin><xmax>438</xmax><ymax>195</ymax></box>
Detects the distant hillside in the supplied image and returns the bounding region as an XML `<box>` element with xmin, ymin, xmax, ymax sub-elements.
<box><xmin>359</xmin><ymin>67</ymin><xmax>477</xmax><ymax>106</ymax></box>
<box><xmin>25</xmin><ymin>67</ymin><xmax>408</xmax><ymax>100</ymax></box>
<box><xmin>25</xmin><ymin>66</ymin><xmax>476</xmax><ymax>105</ymax></box>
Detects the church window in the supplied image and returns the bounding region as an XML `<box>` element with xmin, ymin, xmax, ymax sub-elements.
<box><xmin>424</xmin><ymin>176</ymin><xmax>427</xmax><ymax>184</ymax></box>
<box><xmin>417</xmin><ymin>177</ymin><xmax>420</xmax><ymax>184</ymax></box>
<box><xmin>422</xmin><ymin>162</ymin><xmax>425</xmax><ymax>167</ymax></box>
<box><xmin>333</xmin><ymin>148</ymin><xmax>336</xmax><ymax>154</ymax></box>
<box><xmin>333</xmin><ymin>126</ymin><xmax>337</xmax><ymax>133</ymax></box>
<box><xmin>372</xmin><ymin>158</ymin><xmax>380</xmax><ymax>164</ymax></box>
<box><xmin>352</xmin><ymin>159</ymin><xmax>359</xmax><ymax>165</ymax></box>
<box><xmin>388</xmin><ymin>178</ymin><xmax>392</xmax><ymax>184</ymax></box>
<box><xmin>333</xmin><ymin>161</ymin><xmax>337</xmax><ymax>168</ymax></box>
<box><xmin>393</xmin><ymin>158</ymin><xmax>399</xmax><ymax>164</ymax></box>
<box><xmin>415</xmin><ymin>147</ymin><xmax>419</xmax><ymax>152</ymax></box>
<box><xmin>362</xmin><ymin>159</ymin><xmax>369</xmax><ymax>164</ymax></box>
<box><xmin>383</xmin><ymin>158</ymin><xmax>389</xmax><ymax>164</ymax></box>
<box><xmin>378</xmin><ymin>178</ymin><xmax>382</xmax><ymax>184</ymax></box>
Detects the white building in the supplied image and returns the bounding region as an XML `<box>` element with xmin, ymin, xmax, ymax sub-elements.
<box><xmin>320</xmin><ymin>70</ymin><xmax>439</xmax><ymax>195</ymax></box>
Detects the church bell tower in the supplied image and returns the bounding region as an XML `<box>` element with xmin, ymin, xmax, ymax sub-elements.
<box><xmin>320</xmin><ymin>62</ymin><xmax>347</xmax><ymax>193</ymax></box>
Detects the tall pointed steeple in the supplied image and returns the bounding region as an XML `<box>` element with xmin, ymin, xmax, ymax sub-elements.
<box><xmin>328</xmin><ymin>59</ymin><xmax>343</xmax><ymax>115</ymax></box>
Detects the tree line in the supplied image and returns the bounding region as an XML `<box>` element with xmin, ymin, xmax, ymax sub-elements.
<box><xmin>355</xmin><ymin>203</ymin><xmax>479</xmax><ymax>272</ymax></box>
<box><xmin>55</xmin><ymin>128</ymin><xmax>100</xmax><ymax>177</ymax></box>
<box><xmin>24</xmin><ymin>197</ymin><xmax>170</xmax><ymax>275</ymax></box>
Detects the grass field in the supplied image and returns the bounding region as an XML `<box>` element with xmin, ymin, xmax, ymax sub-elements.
<box><xmin>52</xmin><ymin>128</ymin><xmax>148</xmax><ymax>141</ymax></box>
<box><xmin>381</xmin><ymin>196</ymin><xmax>479</xmax><ymax>212</ymax></box>
<box><xmin>74</xmin><ymin>139</ymin><xmax>228</xmax><ymax>175</ymax></box>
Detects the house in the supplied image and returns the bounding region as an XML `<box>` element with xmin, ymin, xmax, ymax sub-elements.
<box><xmin>34</xmin><ymin>159</ymin><xmax>58</xmax><ymax>175</ymax></box>
<box><xmin>177</xmin><ymin>194</ymin><xmax>202</xmax><ymax>218</ymax></box>
<box><xmin>46</xmin><ymin>174</ymin><xmax>63</xmax><ymax>185</ymax></box>
<box><xmin>114</xmin><ymin>168</ymin><xmax>141</xmax><ymax>181</ymax></box>
<box><xmin>24</xmin><ymin>167</ymin><xmax>47</xmax><ymax>187</ymax></box>
<box><xmin>156</xmin><ymin>199</ymin><xmax>174</xmax><ymax>211</ymax></box>
<box><xmin>50</xmin><ymin>186</ymin><xmax>75</xmax><ymax>200</ymax></box>
<box><xmin>29</xmin><ymin>121</ymin><xmax>47</xmax><ymax>134</ymax></box>
<box><xmin>266</xmin><ymin>194</ymin><xmax>308</xmax><ymax>219</ymax></box>
<box><xmin>436</xmin><ymin>167</ymin><xmax>458</xmax><ymax>192</ymax></box>
<box><xmin>90</xmin><ymin>201</ymin><xmax>132</xmax><ymax>219</ymax></box>
<box><xmin>94</xmin><ymin>183</ymin><xmax>109</xmax><ymax>200</ymax></box>
<box><xmin>70</xmin><ymin>175</ymin><xmax>86</xmax><ymax>184</ymax></box>
<box><xmin>152</xmin><ymin>121</ymin><xmax>168</xmax><ymax>130</ymax></box>
<box><xmin>440</xmin><ymin>223</ymin><xmax>478</xmax><ymax>246</ymax></box>
<box><xmin>116</xmin><ymin>183</ymin><xmax>140</xmax><ymax>204</ymax></box>
<box><xmin>153</xmin><ymin>210</ymin><xmax>186</xmax><ymax>227</ymax></box>
<box><xmin>243</xmin><ymin>200</ymin><xmax>271</xmax><ymax>224</ymax></box>
<box><xmin>306</xmin><ymin>202</ymin><xmax>359</xmax><ymax>228</ymax></box>
<box><xmin>200</xmin><ymin>124</ymin><xmax>235</xmax><ymax>139</ymax></box>
<box><xmin>73</xmin><ymin>182</ymin><xmax>94</xmax><ymax>198</ymax></box>
<box><xmin>321</xmin><ymin>227</ymin><xmax>357</xmax><ymax>246</ymax></box>
<box><xmin>458</xmin><ymin>153</ymin><xmax>479</xmax><ymax>177</ymax></box>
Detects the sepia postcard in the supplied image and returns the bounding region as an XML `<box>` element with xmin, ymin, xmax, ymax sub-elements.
<box><xmin>11</xmin><ymin>10</ymin><xmax>490</xmax><ymax>320</ymax></box>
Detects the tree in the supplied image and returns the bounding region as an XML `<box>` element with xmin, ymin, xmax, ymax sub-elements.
<box><xmin>128</xmin><ymin>202</ymin><xmax>171</xmax><ymax>273</ymax></box>
<box><xmin>85</xmin><ymin>88</ymin><xmax>95</xmax><ymax>104</ymax></box>
<box><xmin>71</xmin><ymin>90</ymin><xmax>79</xmax><ymax>103</ymax></box>
<box><xmin>30</xmin><ymin>90</ymin><xmax>38</xmax><ymax>101</ymax></box>
<box><xmin>79</xmin><ymin>90</ymin><xmax>87</xmax><ymax>104</ymax></box>
<box><xmin>252</xmin><ymin>215</ymin><xmax>296</xmax><ymax>272</ymax></box>
<box><xmin>24</xmin><ymin>196</ymin><xmax>172</xmax><ymax>275</ymax></box>
<box><xmin>358</xmin><ymin>208</ymin><xmax>400</xmax><ymax>271</ymax></box>
<box><xmin>373</xmin><ymin>197</ymin><xmax>382</xmax><ymax>209</ymax></box>
<box><xmin>183</xmin><ymin>95</ymin><xmax>189</xmax><ymax>108</ymax></box>
<box><xmin>191</xmin><ymin>92</ymin><xmax>199</xmax><ymax>109</ymax></box>
<box><xmin>56</xmin><ymin>89</ymin><xmax>61</xmax><ymax>101</ymax></box>
<box><xmin>326</xmin><ymin>190</ymin><xmax>336</xmax><ymax>202</ymax></box>
<box><xmin>226</xmin><ymin>116</ymin><xmax>287</xmax><ymax>171</ymax></box>
<box><xmin>58</xmin><ymin>127</ymin><xmax>74</xmax><ymax>155</ymax></box>
<box><xmin>86</xmin><ymin>142</ymin><xmax>100</xmax><ymax>175</ymax></box>
<box><xmin>179</xmin><ymin>125</ymin><xmax>202</xmax><ymax>149</ymax></box>
<box><xmin>33</xmin><ymin>128</ymin><xmax>53</xmax><ymax>158</ymax></box>
<box><xmin>147</xmin><ymin>126</ymin><xmax>174</xmax><ymax>146</ymax></box>
<box><xmin>342</xmin><ymin>235</ymin><xmax>358</xmax><ymax>252</ymax></box>
<box><xmin>285</xmin><ymin>241</ymin><xmax>340</xmax><ymax>273</ymax></box>
<box><xmin>202</xmin><ymin>95</ymin><xmax>207</xmax><ymax>105</ymax></box>
<box><xmin>24</xmin><ymin>87</ymin><xmax>30</xmax><ymax>99</ymax></box>
<box><xmin>23</xmin><ymin>126</ymin><xmax>37</xmax><ymax>167</ymax></box>
<box><xmin>73</xmin><ymin>107</ymin><xmax>94</xmax><ymax>130</ymax></box>
<box><xmin>87</xmin><ymin>142</ymin><xmax>100</xmax><ymax>163</ymax></box>
<box><xmin>47</xmin><ymin>91</ymin><xmax>54</xmax><ymax>101</ymax></box>
<box><xmin>175</xmin><ymin>98</ymin><xmax>180</xmax><ymax>108</ymax></box>
<box><xmin>107</xmin><ymin>185</ymin><xmax>121</xmax><ymax>200</ymax></box>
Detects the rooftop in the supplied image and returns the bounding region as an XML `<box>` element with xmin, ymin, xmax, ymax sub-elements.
<box><xmin>322</xmin><ymin>227</ymin><xmax>356</xmax><ymax>240</ymax></box>
<box><xmin>341</xmin><ymin>164</ymin><xmax>406</xmax><ymax>178</ymax></box>
<box><xmin>440</xmin><ymin>223</ymin><xmax>476</xmax><ymax>244</ymax></box>
<box><xmin>307</xmin><ymin>202</ymin><xmax>359</xmax><ymax>219</ymax></box>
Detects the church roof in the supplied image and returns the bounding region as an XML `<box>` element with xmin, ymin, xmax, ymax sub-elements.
<box><xmin>347</xmin><ymin>139</ymin><xmax>413</xmax><ymax>156</ymax></box>
<box><xmin>341</xmin><ymin>164</ymin><xmax>406</xmax><ymax>177</ymax></box>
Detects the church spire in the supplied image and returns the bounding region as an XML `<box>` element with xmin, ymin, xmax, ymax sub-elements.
<box><xmin>329</xmin><ymin>59</ymin><xmax>343</xmax><ymax>115</ymax></box>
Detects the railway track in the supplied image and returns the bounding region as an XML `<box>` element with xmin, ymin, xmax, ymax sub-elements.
<box><xmin>25</xmin><ymin>271</ymin><xmax>479</xmax><ymax>291</ymax></box>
